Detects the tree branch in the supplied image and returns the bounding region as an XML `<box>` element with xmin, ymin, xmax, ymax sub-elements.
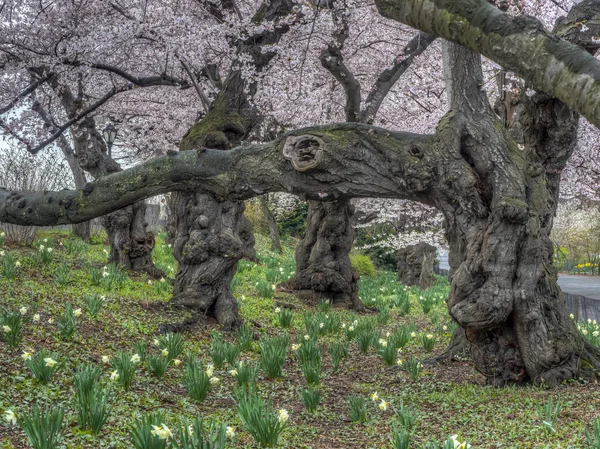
<box><xmin>375</xmin><ymin>0</ymin><xmax>600</xmax><ymax>129</ymax></box>
<box><xmin>0</xmin><ymin>123</ymin><xmax>441</xmax><ymax>226</ymax></box>
<box><xmin>0</xmin><ymin>72</ymin><xmax>55</xmax><ymax>115</ymax></box>
<box><xmin>361</xmin><ymin>32</ymin><xmax>436</xmax><ymax>124</ymax></box>
<box><xmin>319</xmin><ymin>45</ymin><xmax>361</xmax><ymax>122</ymax></box>
<box><xmin>28</xmin><ymin>86</ymin><xmax>128</xmax><ymax>154</ymax></box>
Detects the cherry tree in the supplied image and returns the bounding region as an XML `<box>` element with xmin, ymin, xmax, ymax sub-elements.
<box><xmin>5</xmin><ymin>0</ymin><xmax>600</xmax><ymax>384</ymax></box>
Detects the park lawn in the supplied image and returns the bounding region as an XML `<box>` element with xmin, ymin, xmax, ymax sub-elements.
<box><xmin>0</xmin><ymin>231</ymin><xmax>600</xmax><ymax>448</ymax></box>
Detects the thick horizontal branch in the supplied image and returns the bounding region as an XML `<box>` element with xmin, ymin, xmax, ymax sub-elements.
<box><xmin>0</xmin><ymin>123</ymin><xmax>439</xmax><ymax>226</ymax></box>
<box><xmin>375</xmin><ymin>0</ymin><xmax>600</xmax><ymax>129</ymax></box>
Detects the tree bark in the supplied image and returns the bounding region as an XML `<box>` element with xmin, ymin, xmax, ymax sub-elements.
<box><xmin>71</xmin><ymin>117</ymin><xmax>162</xmax><ymax>277</ymax></box>
<box><xmin>260</xmin><ymin>195</ymin><xmax>282</xmax><ymax>253</ymax></box>
<box><xmin>169</xmin><ymin>192</ymin><xmax>254</xmax><ymax>330</ymax></box>
<box><xmin>397</xmin><ymin>242</ymin><xmax>436</xmax><ymax>289</ymax></box>
<box><xmin>293</xmin><ymin>199</ymin><xmax>362</xmax><ymax>309</ymax></box>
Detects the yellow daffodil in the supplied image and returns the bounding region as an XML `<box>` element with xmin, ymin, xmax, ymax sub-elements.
<box><xmin>226</xmin><ymin>426</ymin><xmax>236</xmax><ymax>438</ymax></box>
<box><xmin>371</xmin><ymin>391</ymin><xmax>379</xmax><ymax>402</ymax></box>
<box><xmin>21</xmin><ymin>351</ymin><xmax>32</xmax><ymax>361</ymax></box>
<box><xmin>73</xmin><ymin>308</ymin><xmax>82</xmax><ymax>317</ymax></box>
<box><xmin>161</xmin><ymin>348</ymin><xmax>169</xmax><ymax>357</ymax></box>
<box><xmin>173</xmin><ymin>359</ymin><xmax>181</xmax><ymax>366</ymax></box>
<box><xmin>229</xmin><ymin>369</ymin><xmax>238</xmax><ymax>376</ymax></box>
<box><xmin>379</xmin><ymin>399</ymin><xmax>389</xmax><ymax>411</ymax></box>
<box><xmin>209</xmin><ymin>376</ymin><xmax>220</xmax><ymax>385</ymax></box>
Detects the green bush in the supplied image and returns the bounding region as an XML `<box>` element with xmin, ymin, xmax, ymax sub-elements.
<box><xmin>350</xmin><ymin>252</ymin><xmax>376</xmax><ymax>277</ymax></box>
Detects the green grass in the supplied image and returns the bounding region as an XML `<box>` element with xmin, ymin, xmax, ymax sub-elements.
<box><xmin>1</xmin><ymin>231</ymin><xmax>600</xmax><ymax>448</ymax></box>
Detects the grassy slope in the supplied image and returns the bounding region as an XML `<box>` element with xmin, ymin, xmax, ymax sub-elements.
<box><xmin>0</xmin><ymin>231</ymin><xmax>599</xmax><ymax>448</ymax></box>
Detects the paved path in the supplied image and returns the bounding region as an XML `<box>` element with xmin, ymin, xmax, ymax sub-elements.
<box><xmin>438</xmin><ymin>251</ymin><xmax>600</xmax><ymax>300</ymax></box>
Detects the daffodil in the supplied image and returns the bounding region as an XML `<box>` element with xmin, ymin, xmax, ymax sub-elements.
<box><xmin>226</xmin><ymin>426</ymin><xmax>236</xmax><ymax>438</ymax></box>
<box><xmin>153</xmin><ymin>338</ymin><xmax>160</xmax><ymax>346</ymax></box>
<box><xmin>348</xmin><ymin>325</ymin><xmax>355</xmax><ymax>332</ymax></box>
<box><xmin>2</xmin><ymin>325</ymin><xmax>11</xmax><ymax>333</ymax></box>
<box><xmin>209</xmin><ymin>376</ymin><xmax>220</xmax><ymax>385</ymax></box>
<box><xmin>110</xmin><ymin>370</ymin><xmax>120</xmax><ymax>381</ymax></box>
<box><xmin>102</xmin><ymin>356</ymin><xmax>110</xmax><ymax>364</ymax></box>
<box><xmin>161</xmin><ymin>348</ymin><xmax>169</xmax><ymax>357</ymax></box>
<box><xmin>206</xmin><ymin>364</ymin><xmax>215</xmax><ymax>377</ymax></box>
<box><xmin>229</xmin><ymin>369</ymin><xmax>238</xmax><ymax>376</ymax></box>
<box><xmin>397</xmin><ymin>359</ymin><xmax>403</xmax><ymax>366</ymax></box>
<box><xmin>32</xmin><ymin>314</ymin><xmax>40</xmax><ymax>322</ymax></box>
<box><xmin>131</xmin><ymin>353</ymin><xmax>141</xmax><ymax>364</ymax></box>
<box><xmin>304</xmin><ymin>334</ymin><xmax>310</xmax><ymax>340</ymax></box>
<box><xmin>21</xmin><ymin>351</ymin><xmax>32</xmax><ymax>361</ymax></box>
<box><xmin>426</xmin><ymin>334</ymin><xmax>434</xmax><ymax>339</ymax></box>
<box><xmin>74</xmin><ymin>308</ymin><xmax>82</xmax><ymax>317</ymax></box>
<box><xmin>19</xmin><ymin>307</ymin><xmax>27</xmax><ymax>315</ymax></box>
<box><xmin>379</xmin><ymin>399</ymin><xmax>389</xmax><ymax>411</ymax></box>
<box><xmin>319</xmin><ymin>322</ymin><xmax>324</xmax><ymax>328</ymax></box>
<box><xmin>15</xmin><ymin>261</ymin><xmax>21</xmax><ymax>267</ymax></box>
<box><xmin>151</xmin><ymin>424</ymin><xmax>173</xmax><ymax>440</ymax></box>
<box><xmin>3</xmin><ymin>409</ymin><xmax>16</xmax><ymax>425</ymax></box>
<box><xmin>275</xmin><ymin>307</ymin><xmax>281</xmax><ymax>313</ymax></box>
<box><xmin>410</xmin><ymin>332</ymin><xmax>416</xmax><ymax>338</ymax></box>
<box><xmin>378</xmin><ymin>338</ymin><xmax>388</xmax><ymax>347</ymax></box>
<box><xmin>371</xmin><ymin>391</ymin><xmax>379</xmax><ymax>401</ymax></box>
<box><xmin>173</xmin><ymin>359</ymin><xmax>181</xmax><ymax>366</ymax></box>
<box><xmin>44</xmin><ymin>357</ymin><xmax>57</xmax><ymax>367</ymax></box>
<box><xmin>48</xmin><ymin>318</ymin><xmax>54</xmax><ymax>324</ymax></box>
<box><xmin>277</xmin><ymin>409</ymin><xmax>289</xmax><ymax>424</ymax></box>
<box><xmin>291</xmin><ymin>344</ymin><xmax>300</xmax><ymax>351</ymax></box>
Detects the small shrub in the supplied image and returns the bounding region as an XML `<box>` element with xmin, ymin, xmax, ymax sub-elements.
<box><xmin>318</xmin><ymin>299</ymin><xmax>331</xmax><ymax>312</ymax></box>
<box><xmin>347</xmin><ymin>396</ymin><xmax>368</xmax><ymax>423</ymax></box>
<box><xmin>418</xmin><ymin>294</ymin><xmax>436</xmax><ymax>314</ymax></box>
<box><xmin>260</xmin><ymin>334</ymin><xmax>289</xmax><ymax>379</ymax></box>
<box><xmin>26</xmin><ymin>349</ymin><xmax>61</xmax><ymax>384</ymax></box>
<box><xmin>133</xmin><ymin>341</ymin><xmax>147</xmax><ymax>363</ymax></box>
<box><xmin>223</xmin><ymin>341</ymin><xmax>240</xmax><ymax>367</ymax></box>
<box><xmin>20</xmin><ymin>406</ymin><xmax>64</xmax><ymax>449</ymax></box>
<box><xmin>256</xmin><ymin>278</ymin><xmax>275</xmax><ymax>298</ymax></box>
<box><xmin>357</xmin><ymin>328</ymin><xmax>375</xmax><ymax>353</ymax></box>
<box><xmin>350</xmin><ymin>252</ymin><xmax>376</xmax><ymax>277</ymax></box>
<box><xmin>378</xmin><ymin>339</ymin><xmax>397</xmax><ymax>367</ymax></box>
<box><xmin>390</xmin><ymin>326</ymin><xmax>411</xmax><ymax>350</ymax></box>
<box><xmin>377</xmin><ymin>306</ymin><xmax>390</xmax><ymax>324</ymax></box>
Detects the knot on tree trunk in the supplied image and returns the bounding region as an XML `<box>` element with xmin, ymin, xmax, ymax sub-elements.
<box><xmin>283</xmin><ymin>135</ymin><xmax>325</xmax><ymax>171</ymax></box>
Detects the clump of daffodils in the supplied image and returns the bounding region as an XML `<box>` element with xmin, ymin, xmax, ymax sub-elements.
<box><xmin>450</xmin><ymin>434</ymin><xmax>471</xmax><ymax>449</ymax></box>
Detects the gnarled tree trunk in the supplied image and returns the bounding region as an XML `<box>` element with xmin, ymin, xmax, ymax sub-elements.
<box><xmin>169</xmin><ymin>193</ymin><xmax>254</xmax><ymax>329</ymax></box>
<box><xmin>293</xmin><ymin>199</ymin><xmax>362</xmax><ymax>309</ymax></box>
<box><xmin>397</xmin><ymin>242</ymin><xmax>435</xmax><ymax>289</ymax></box>
<box><xmin>71</xmin><ymin>118</ymin><xmax>162</xmax><ymax>277</ymax></box>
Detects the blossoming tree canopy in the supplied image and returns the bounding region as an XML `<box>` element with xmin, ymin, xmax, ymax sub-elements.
<box><xmin>4</xmin><ymin>0</ymin><xmax>600</xmax><ymax>385</ymax></box>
